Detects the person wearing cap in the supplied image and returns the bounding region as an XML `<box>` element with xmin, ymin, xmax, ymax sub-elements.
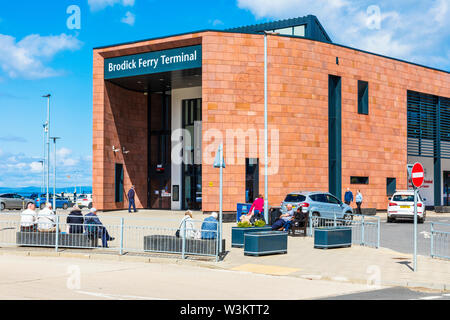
<box><xmin>37</xmin><ymin>203</ymin><xmax>57</xmax><ymax>232</ymax></box>
<box><xmin>66</xmin><ymin>206</ymin><xmax>84</xmax><ymax>234</ymax></box>
<box><xmin>84</xmin><ymin>208</ymin><xmax>115</xmax><ymax>247</ymax></box>
<box><xmin>201</xmin><ymin>212</ymin><xmax>218</xmax><ymax>240</ymax></box>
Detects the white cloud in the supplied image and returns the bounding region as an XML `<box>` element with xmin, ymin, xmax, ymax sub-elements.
<box><xmin>57</xmin><ymin>147</ymin><xmax>72</xmax><ymax>158</ymax></box>
<box><xmin>88</xmin><ymin>0</ymin><xmax>135</xmax><ymax>11</ymax></box>
<box><xmin>29</xmin><ymin>162</ymin><xmax>43</xmax><ymax>173</ymax></box>
<box><xmin>0</xmin><ymin>33</ymin><xmax>82</xmax><ymax>79</ymax></box>
<box><xmin>121</xmin><ymin>11</ymin><xmax>136</xmax><ymax>26</ymax></box>
<box><xmin>237</xmin><ymin>0</ymin><xmax>450</xmax><ymax>70</ymax></box>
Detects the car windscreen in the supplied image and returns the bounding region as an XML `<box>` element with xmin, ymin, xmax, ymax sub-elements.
<box><xmin>392</xmin><ymin>195</ymin><xmax>415</xmax><ymax>202</ymax></box>
<box><xmin>284</xmin><ymin>194</ymin><xmax>306</xmax><ymax>202</ymax></box>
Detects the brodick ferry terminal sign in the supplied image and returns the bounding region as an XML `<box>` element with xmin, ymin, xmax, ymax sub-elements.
<box><xmin>104</xmin><ymin>45</ymin><xmax>202</xmax><ymax>79</ymax></box>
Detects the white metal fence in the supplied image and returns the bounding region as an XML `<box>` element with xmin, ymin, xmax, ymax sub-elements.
<box><xmin>0</xmin><ymin>213</ymin><xmax>222</xmax><ymax>260</ymax></box>
<box><xmin>307</xmin><ymin>214</ymin><xmax>381</xmax><ymax>248</ymax></box>
<box><xmin>431</xmin><ymin>222</ymin><xmax>450</xmax><ymax>260</ymax></box>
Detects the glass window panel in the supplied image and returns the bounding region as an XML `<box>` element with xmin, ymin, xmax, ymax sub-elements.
<box><xmin>293</xmin><ymin>25</ymin><xmax>305</xmax><ymax>36</ymax></box>
<box><xmin>275</xmin><ymin>27</ymin><xmax>293</xmax><ymax>35</ymax></box>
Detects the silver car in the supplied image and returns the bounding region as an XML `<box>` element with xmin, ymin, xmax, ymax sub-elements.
<box><xmin>281</xmin><ymin>191</ymin><xmax>353</xmax><ymax>222</ymax></box>
<box><xmin>0</xmin><ymin>193</ymin><xmax>34</xmax><ymax>210</ymax></box>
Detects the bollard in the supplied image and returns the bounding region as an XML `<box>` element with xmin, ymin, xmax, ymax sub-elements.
<box><xmin>377</xmin><ymin>216</ymin><xmax>380</xmax><ymax>248</ymax></box>
<box><xmin>430</xmin><ymin>223</ymin><xmax>434</xmax><ymax>258</ymax></box>
<box><xmin>119</xmin><ymin>218</ymin><xmax>124</xmax><ymax>255</ymax></box>
<box><xmin>182</xmin><ymin>219</ymin><xmax>186</xmax><ymax>259</ymax></box>
<box><xmin>333</xmin><ymin>212</ymin><xmax>337</xmax><ymax>227</ymax></box>
<box><xmin>55</xmin><ymin>215</ymin><xmax>59</xmax><ymax>252</ymax></box>
<box><xmin>361</xmin><ymin>215</ymin><xmax>365</xmax><ymax>246</ymax></box>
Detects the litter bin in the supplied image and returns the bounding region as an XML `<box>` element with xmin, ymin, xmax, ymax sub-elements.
<box><xmin>236</xmin><ymin>203</ymin><xmax>252</xmax><ymax>222</ymax></box>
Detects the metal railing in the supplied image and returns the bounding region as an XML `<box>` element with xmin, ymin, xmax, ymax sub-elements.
<box><xmin>431</xmin><ymin>222</ymin><xmax>450</xmax><ymax>260</ymax></box>
<box><xmin>0</xmin><ymin>213</ymin><xmax>222</xmax><ymax>261</ymax></box>
<box><xmin>307</xmin><ymin>213</ymin><xmax>380</xmax><ymax>248</ymax></box>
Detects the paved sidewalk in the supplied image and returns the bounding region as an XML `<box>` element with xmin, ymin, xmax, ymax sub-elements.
<box><xmin>1</xmin><ymin>209</ymin><xmax>449</xmax><ymax>292</ymax></box>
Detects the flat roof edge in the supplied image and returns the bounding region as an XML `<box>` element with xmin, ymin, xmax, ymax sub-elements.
<box><xmin>94</xmin><ymin>30</ymin><xmax>449</xmax><ymax>74</ymax></box>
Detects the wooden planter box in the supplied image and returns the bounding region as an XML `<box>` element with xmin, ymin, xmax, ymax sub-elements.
<box><xmin>231</xmin><ymin>226</ymin><xmax>273</xmax><ymax>248</ymax></box>
<box><xmin>314</xmin><ymin>227</ymin><xmax>352</xmax><ymax>249</ymax></box>
<box><xmin>244</xmin><ymin>231</ymin><xmax>287</xmax><ymax>256</ymax></box>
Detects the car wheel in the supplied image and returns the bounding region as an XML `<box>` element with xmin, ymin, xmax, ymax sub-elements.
<box><xmin>387</xmin><ymin>216</ymin><xmax>394</xmax><ymax>223</ymax></box>
<box><xmin>63</xmin><ymin>203</ymin><xmax>68</xmax><ymax>210</ymax></box>
<box><xmin>343</xmin><ymin>213</ymin><xmax>353</xmax><ymax>226</ymax></box>
<box><xmin>312</xmin><ymin>212</ymin><xmax>320</xmax><ymax>227</ymax></box>
<box><xmin>418</xmin><ymin>217</ymin><xmax>424</xmax><ymax>224</ymax></box>
<box><xmin>0</xmin><ymin>203</ymin><xmax>5</xmax><ymax>211</ymax></box>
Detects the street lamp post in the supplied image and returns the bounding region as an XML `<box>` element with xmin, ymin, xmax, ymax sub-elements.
<box><xmin>51</xmin><ymin>137</ymin><xmax>61</xmax><ymax>212</ymax></box>
<box><xmin>42</xmin><ymin>94</ymin><xmax>51</xmax><ymax>205</ymax></box>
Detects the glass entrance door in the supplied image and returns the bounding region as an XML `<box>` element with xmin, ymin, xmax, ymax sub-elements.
<box><xmin>182</xmin><ymin>98</ymin><xmax>202</xmax><ymax>210</ymax></box>
<box><xmin>148</xmin><ymin>93</ymin><xmax>171</xmax><ymax>209</ymax></box>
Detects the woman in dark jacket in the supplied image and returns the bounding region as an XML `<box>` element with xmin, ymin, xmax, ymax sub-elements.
<box><xmin>66</xmin><ymin>206</ymin><xmax>84</xmax><ymax>234</ymax></box>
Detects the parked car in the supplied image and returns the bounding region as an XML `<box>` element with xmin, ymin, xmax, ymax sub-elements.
<box><xmin>76</xmin><ymin>194</ymin><xmax>93</xmax><ymax>209</ymax></box>
<box><xmin>387</xmin><ymin>190</ymin><xmax>426</xmax><ymax>223</ymax></box>
<box><xmin>32</xmin><ymin>194</ymin><xmax>70</xmax><ymax>210</ymax></box>
<box><xmin>0</xmin><ymin>193</ymin><xmax>34</xmax><ymax>210</ymax></box>
<box><xmin>281</xmin><ymin>191</ymin><xmax>353</xmax><ymax>225</ymax></box>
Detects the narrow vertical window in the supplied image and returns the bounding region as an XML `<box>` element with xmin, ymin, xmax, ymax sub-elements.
<box><xmin>115</xmin><ymin>163</ymin><xmax>124</xmax><ymax>202</ymax></box>
<box><xmin>358</xmin><ymin>80</ymin><xmax>369</xmax><ymax>115</ymax></box>
<box><xmin>387</xmin><ymin>178</ymin><xmax>396</xmax><ymax>196</ymax></box>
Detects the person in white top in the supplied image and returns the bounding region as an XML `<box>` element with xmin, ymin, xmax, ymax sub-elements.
<box><xmin>37</xmin><ymin>203</ymin><xmax>57</xmax><ymax>232</ymax></box>
<box><xmin>20</xmin><ymin>202</ymin><xmax>37</xmax><ymax>232</ymax></box>
<box><xmin>179</xmin><ymin>210</ymin><xmax>200</xmax><ymax>239</ymax></box>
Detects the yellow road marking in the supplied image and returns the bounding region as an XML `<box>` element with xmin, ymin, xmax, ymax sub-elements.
<box><xmin>231</xmin><ymin>264</ymin><xmax>299</xmax><ymax>276</ymax></box>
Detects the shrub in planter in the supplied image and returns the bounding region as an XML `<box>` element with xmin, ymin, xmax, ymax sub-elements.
<box><xmin>237</xmin><ymin>221</ymin><xmax>252</xmax><ymax>228</ymax></box>
<box><xmin>254</xmin><ymin>220</ymin><xmax>266</xmax><ymax>227</ymax></box>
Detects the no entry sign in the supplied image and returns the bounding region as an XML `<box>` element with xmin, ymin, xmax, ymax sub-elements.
<box><xmin>411</xmin><ymin>162</ymin><xmax>424</xmax><ymax>188</ymax></box>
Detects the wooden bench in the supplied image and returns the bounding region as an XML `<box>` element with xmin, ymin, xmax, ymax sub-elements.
<box><xmin>16</xmin><ymin>232</ymin><xmax>98</xmax><ymax>248</ymax></box>
<box><xmin>288</xmin><ymin>210</ymin><xmax>309</xmax><ymax>237</ymax></box>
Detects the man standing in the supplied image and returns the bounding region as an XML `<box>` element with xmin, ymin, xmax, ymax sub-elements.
<box><xmin>344</xmin><ymin>188</ymin><xmax>353</xmax><ymax>206</ymax></box>
<box><xmin>127</xmin><ymin>185</ymin><xmax>137</xmax><ymax>213</ymax></box>
<box><xmin>355</xmin><ymin>190</ymin><xmax>363</xmax><ymax>215</ymax></box>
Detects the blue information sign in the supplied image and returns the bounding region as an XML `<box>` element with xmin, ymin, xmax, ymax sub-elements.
<box><xmin>104</xmin><ymin>45</ymin><xmax>202</xmax><ymax>79</ymax></box>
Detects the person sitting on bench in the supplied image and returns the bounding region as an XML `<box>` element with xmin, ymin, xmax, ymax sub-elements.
<box><xmin>84</xmin><ymin>208</ymin><xmax>114</xmax><ymax>247</ymax></box>
<box><xmin>271</xmin><ymin>204</ymin><xmax>294</xmax><ymax>231</ymax></box>
<box><xmin>66</xmin><ymin>206</ymin><xmax>84</xmax><ymax>234</ymax></box>
<box><xmin>201</xmin><ymin>212</ymin><xmax>218</xmax><ymax>240</ymax></box>
<box><xmin>37</xmin><ymin>203</ymin><xmax>57</xmax><ymax>232</ymax></box>
<box><xmin>20</xmin><ymin>202</ymin><xmax>37</xmax><ymax>232</ymax></box>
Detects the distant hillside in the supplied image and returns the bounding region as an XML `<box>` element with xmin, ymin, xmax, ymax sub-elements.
<box><xmin>0</xmin><ymin>186</ymin><xmax>92</xmax><ymax>196</ymax></box>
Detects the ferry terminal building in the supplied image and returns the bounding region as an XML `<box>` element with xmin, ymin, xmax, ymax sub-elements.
<box><xmin>92</xmin><ymin>15</ymin><xmax>450</xmax><ymax>213</ymax></box>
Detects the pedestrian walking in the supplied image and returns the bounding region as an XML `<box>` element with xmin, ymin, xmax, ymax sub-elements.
<box><xmin>127</xmin><ymin>185</ymin><xmax>137</xmax><ymax>213</ymax></box>
<box><xmin>355</xmin><ymin>190</ymin><xmax>363</xmax><ymax>215</ymax></box>
<box><xmin>344</xmin><ymin>187</ymin><xmax>353</xmax><ymax>206</ymax></box>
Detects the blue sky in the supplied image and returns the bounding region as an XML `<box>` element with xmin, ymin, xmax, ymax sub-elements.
<box><xmin>0</xmin><ymin>0</ymin><xmax>449</xmax><ymax>188</ymax></box>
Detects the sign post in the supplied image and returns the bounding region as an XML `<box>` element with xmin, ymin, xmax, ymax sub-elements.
<box><xmin>410</xmin><ymin>162</ymin><xmax>424</xmax><ymax>272</ymax></box>
<box><xmin>214</xmin><ymin>144</ymin><xmax>225</xmax><ymax>257</ymax></box>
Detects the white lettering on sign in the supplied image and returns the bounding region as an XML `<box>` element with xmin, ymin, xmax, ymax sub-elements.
<box><xmin>138</xmin><ymin>58</ymin><xmax>159</xmax><ymax>69</ymax></box>
<box><xmin>160</xmin><ymin>50</ymin><xmax>197</xmax><ymax>65</ymax></box>
<box><xmin>412</xmin><ymin>172</ymin><xmax>424</xmax><ymax>178</ymax></box>
<box><xmin>108</xmin><ymin>59</ymin><xmax>137</xmax><ymax>72</ymax></box>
